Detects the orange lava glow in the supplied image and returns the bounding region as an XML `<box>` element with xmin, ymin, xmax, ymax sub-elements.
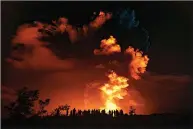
<box><xmin>99</xmin><ymin>71</ymin><xmax>129</xmax><ymax>112</ymax></box>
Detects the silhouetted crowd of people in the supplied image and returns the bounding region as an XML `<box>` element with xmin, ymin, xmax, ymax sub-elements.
<box><xmin>52</xmin><ymin>106</ymin><xmax>136</xmax><ymax>117</ymax></box>
<box><xmin>68</xmin><ymin>108</ymin><xmax>125</xmax><ymax>117</ymax></box>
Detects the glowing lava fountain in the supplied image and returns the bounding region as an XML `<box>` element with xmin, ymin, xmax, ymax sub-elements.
<box><xmin>99</xmin><ymin>71</ymin><xmax>129</xmax><ymax>112</ymax></box>
<box><xmin>84</xmin><ymin>35</ymin><xmax>149</xmax><ymax>113</ymax></box>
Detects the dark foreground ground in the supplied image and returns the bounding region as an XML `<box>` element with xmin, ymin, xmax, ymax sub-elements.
<box><xmin>2</xmin><ymin>114</ymin><xmax>192</xmax><ymax>129</ymax></box>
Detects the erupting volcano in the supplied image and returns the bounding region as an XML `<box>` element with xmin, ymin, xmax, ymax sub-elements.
<box><xmin>2</xmin><ymin>3</ymin><xmax>192</xmax><ymax>128</ymax></box>
<box><xmin>85</xmin><ymin>36</ymin><xmax>150</xmax><ymax>112</ymax></box>
<box><xmin>4</xmin><ymin>8</ymin><xmax>152</xmax><ymax>115</ymax></box>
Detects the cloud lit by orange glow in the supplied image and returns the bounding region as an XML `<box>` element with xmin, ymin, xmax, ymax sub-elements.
<box><xmin>90</xmin><ymin>11</ymin><xmax>112</xmax><ymax>29</ymax></box>
<box><xmin>94</xmin><ymin>36</ymin><xmax>121</xmax><ymax>55</ymax></box>
<box><xmin>125</xmin><ymin>46</ymin><xmax>149</xmax><ymax>80</ymax></box>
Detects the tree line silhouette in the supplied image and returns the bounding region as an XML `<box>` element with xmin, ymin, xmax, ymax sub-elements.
<box><xmin>3</xmin><ymin>87</ymin><xmax>191</xmax><ymax>128</ymax></box>
<box><xmin>4</xmin><ymin>87</ymin><xmax>136</xmax><ymax>118</ymax></box>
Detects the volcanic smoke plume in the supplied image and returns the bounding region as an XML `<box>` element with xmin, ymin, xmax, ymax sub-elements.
<box><xmin>91</xmin><ymin>36</ymin><xmax>149</xmax><ymax>112</ymax></box>
<box><xmin>7</xmin><ymin>11</ymin><xmax>112</xmax><ymax>71</ymax></box>
<box><xmin>5</xmin><ymin>10</ymin><xmax>151</xmax><ymax>114</ymax></box>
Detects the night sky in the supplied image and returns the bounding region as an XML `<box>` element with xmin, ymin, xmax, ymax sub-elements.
<box><xmin>1</xmin><ymin>1</ymin><xmax>193</xmax><ymax>117</ymax></box>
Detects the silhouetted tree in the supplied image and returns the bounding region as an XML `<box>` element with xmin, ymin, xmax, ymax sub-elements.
<box><xmin>4</xmin><ymin>87</ymin><xmax>39</xmax><ymax>118</ymax></box>
<box><xmin>129</xmin><ymin>106</ymin><xmax>136</xmax><ymax>115</ymax></box>
<box><xmin>51</xmin><ymin>105</ymin><xmax>66</xmax><ymax>116</ymax></box>
<box><xmin>38</xmin><ymin>98</ymin><xmax>50</xmax><ymax>117</ymax></box>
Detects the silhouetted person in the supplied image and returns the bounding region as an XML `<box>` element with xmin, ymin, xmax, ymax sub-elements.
<box><xmin>109</xmin><ymin>110</ymin><xmax>112</xmax><ymax>116</ymax></box>
<box><xmin>78</xmin><ymin>110</ymin><xmax>82</xmax><ymax>116</ymax></box>
<box><xmin>70</xmin><ymin>110</ymin><xmax>73</xmax><ymax>116</ymax></box>
<box><xmin>88</xmin><ymin>109</ymin><xmax>91</xmax><ymax>115</ymax></box>
<box><xmin>55</xmin><ymin>108</ymin><xmax>60</xmax><ymax>116</ymax></box>
<box><xmin>91</xmin><ymin>109</ymin><xmax>94</xmax><ymax>115</ymax></box>
<box><xmin>83</xmin><ymin>110</ymin><xmax>86</xmax><ymax>116</ymax></box>
<box><xmin>113</xmin><ymin>110</ymin><xmax>116</xmax><ymax>116</ymax></box>
<box><xmin>110</xmin><ymin>110</ymin><xmax>114</xmax><ymax>116</ymax></box>
<box><xmin>120</xmin><ymin>109</ymin><xmax>124</xmax><ymax>116</ymax></box>
<box><xmin>115</xmin><ymin>109</ymin><xmax>119</xmax><ymax>116</ymax></box>
<box><xmin>72</xmin><ymin>108</ymin><xmax>76</xmax><ymax>116</ymax></box>
<box><xmin>101</xmin><ymin>109</ymin><xmax>106</xmax><ymax>115</ymax></box>
<box><xmin>64</xmin><ymin>104</ymin><xmax>70</xmax><ymax>116</ymax></box>
<box><xmin>95</xmin><ymin>109</ymin><xmax>99</xmax><ymax>116</ymax></box>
